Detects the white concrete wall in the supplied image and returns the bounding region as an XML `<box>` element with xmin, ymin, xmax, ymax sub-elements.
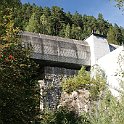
<box><xmin>85</xmin><ymin>34</ymin><xmax>110</xmax><ymax>66</ymax></box>
<box><xmin>97</xmin><ymin>46</ymin><xmax>124</xmax><ymax>97</ymax></box>
<box><xmin>86</xmin><ymin>34</ymin><xmax>124</xmax><ymax>97</ymax></box>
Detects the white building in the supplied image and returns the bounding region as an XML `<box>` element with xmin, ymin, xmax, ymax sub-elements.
<box><xmin>85</xmin><ymin>33</ymin><xmax>124</xmax><ymax>97</ymax></box>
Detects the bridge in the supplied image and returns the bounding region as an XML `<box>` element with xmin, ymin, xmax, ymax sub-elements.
<box><xmin>19</xmin><ymin>30</ymin><xmax>123</xmax><ymax>111</ymax></box>
<box><xmin>21</xmin><ymin>32</ymin><xmax>120</xmax><ymax>109</ymax></box>
<box><xmin>21</xmin><ymin>32</ymin><xmax>91</xmax><ymax>69</ymax></box>
<box><xmin>20</xmin><ymin>32</ymin><xmax>92</xmax><ymax>109</ymax></box>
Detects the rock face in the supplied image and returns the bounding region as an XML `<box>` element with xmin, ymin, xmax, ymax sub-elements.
<box><xmin>42</xmin><ymin>66</ymin><xmax>78</xmax><ymax>109</ymax></box>
<box><xmin>58</xmin><ymin>89</ymin><xmax>90</xmax><ymax>113</ymax></box>
<box><xmin>39</xmin><ymin>66</ymin><xmax>91</xmax><ymax>112</ymax></box>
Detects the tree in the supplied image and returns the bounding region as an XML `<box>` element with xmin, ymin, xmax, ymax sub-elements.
<box><xmin>71</xmin><ymin>24</ymin><xmax>83</xmax><ymax>40</ymax></box>
<box><xmin>107</xmin><ymin>26</ymin><xmax>118</xmax><ymax>44</ymax></box>
<box><xmin>65</xmin><ymin>12</ymin><xmax>72</xmax><ymax>25</ymax></box>
<box><xmin>64</xmin><ymin>23</ymin><xmax>71</xmax><ymax>38</ymax></box>
<box><xmin>40</xmin><ymin>14</ymin><xmax>52</xmax><ymax>35</ymax></box>
<box><xmin>72</xmin><ymin>11</ymin><xmax>83</xmax><ymax>27</ymax></box>
<box><xmin>50</xmin><ymin>6</ymin><xmax>66</xmax><ymax>35</ymax></box>
<box><xmin>112</xmin><ymin>0</ymin><xmax>124</xmax><ymax>10</ymax></box>
<box><xmin>5</xmin><ymin>2</ymin><xmax>123</xmax><ymax>44</ymax></box>
<box><xmin>97</xmin><ymin>13</ymin><xmax>104</xmax><ymax>34</ymax></box>
<box><xmin>0</xmin><ymin>0</ymin><xmax>21</xmax><ymax>9</ymax></box>
<box><xmin>25</xmin><ymin>13</ymin><xmax>39</xmax><ymax>33</ymax></box>
<box><xmin>0</xmin><ymin>8</ymin><xmax>40</xmax><ymax>124</ymax></box>
<box><xmin>114</xmin><ymin>24</ymin><xmax>123</xmax><ymax>45</ymax></box>
<box><xmin>107</xmin><ymin>24</ymin><xmax>123</xmax><ymax>45</ymax></box>
<box><xmin>21</xmin><ymin>3</ymin><xmax>34</xmax><ymax>29</ymax></box>
<box><xmin>0</xmin><ymin>44</ymin><xmax>40</xmax><ymax>124</ymax></box>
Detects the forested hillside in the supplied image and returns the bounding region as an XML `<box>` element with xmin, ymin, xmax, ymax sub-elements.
<box><xmin>1</xmin><ymin>1</ymin><xmax>124</xmax><ymax>45</ymax></box>
<box><xmin>10</xmin><ymin>3</ymin><xmax>123</xmax><ymax>45</ymax></box>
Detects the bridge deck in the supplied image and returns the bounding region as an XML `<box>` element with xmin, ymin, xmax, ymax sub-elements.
<box><xmin>21</xmin><ymin>32</ymin><xmax>91</xmax><ymax>66</ymax></box>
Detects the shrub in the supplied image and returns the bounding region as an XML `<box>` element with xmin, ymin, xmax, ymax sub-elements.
<box><xmin>61</xmin><ymin>67</ymin><xmax>105</xmax><ymax>101</ymax></box>
<box><xmin>40</xmin><ymin>107</ymin><xmax>91</xmax><ymax>124</ymax></box>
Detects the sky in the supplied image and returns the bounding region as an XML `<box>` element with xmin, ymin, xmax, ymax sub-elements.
<box><xmin>21</xmin><ymin>0</ymin><xmax>124</xmax><ymax>27</ymax></box>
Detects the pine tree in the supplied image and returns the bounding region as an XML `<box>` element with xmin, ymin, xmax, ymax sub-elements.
<box><xmin>64</xmin><ymin>24</ymin><xmax>71</xmax><ymax>38</ymax></box>
<box><xmin>107</xmin><ymin>26</ymin><xmax>118</xmax><ymax>44</ymax></box>
<box><xmin>114</xmin><ymin>24</ymin><xmax>123</xmax><ymax>45</ymax></box>
<box><xmin>40</xmin><ymin>14</ymin><xmax>52</xmax><ymax>35</ymax></box>
<box><xmin>71</xmin><ymin>24</ymin><xmax>83</xmax><ymax>40</ymax></box>
<box><xmin>25</xmin><ymin>13</ymin><xmax>39</xmax><ymax>33</ymax></box>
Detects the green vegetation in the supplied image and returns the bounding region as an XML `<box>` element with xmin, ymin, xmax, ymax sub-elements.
<box><xmin>40</xmin><ymin>107</ymin><xmax>90</xmax><ymax>124</ymax></box>
<box><xmin>90</xmin><ymin>88</ymin><xmax>124</xmax><ymax>124</ymax></box>
<box><xmin>0</xmin><ymin>1</ymin><xmax>124</xmax><ymax>45</ymax></box>
<box><xmin>2</xmin><ymin>2</ymin><xmax>123</xmax><ymax>45</ymax></box>
<box><xmin>0</xmin><ymin>41</ymin><xmax>40</xmax><ymax>124</ymax></box>
<box><xmin>112</xmin><ymin>0</ymin><xmax>124</xmax><ymax>10</ymax></box>
<box><xmin>0</xmin><ymin>2</ymin><xmax>40</xmax><ymax>123</ymax></box>
<box><xmin>38</xmin><ymin>88</ymin><xmax>124</xmax><ymax>124</ymax></box>
<box><xmin>61</xmin><ymin>67</ymin><xmax>105</xmax><ymax>101</ymax></box>
<box><xmin>39</xmin><ymin>68</ymin><xmax>124</xmax><ymax>124</ymax></box>
<box><xmin>0</xmin><ymin>0</ymin><xmax>124</xmax><ymax>123</ymax></box>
